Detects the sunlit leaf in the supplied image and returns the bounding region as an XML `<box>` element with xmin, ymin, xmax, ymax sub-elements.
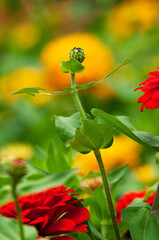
<box><xmin>10</xmin><ymin>87</ymin><xmax>46</xmax><ymax>96</ymax></box>
<box><xmin>60</xmin><ymin>58</ymin><xmax>85</xmax><ymax>73</ymax></box>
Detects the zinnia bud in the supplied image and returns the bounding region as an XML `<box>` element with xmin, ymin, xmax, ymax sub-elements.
<box><xmin>69</xmin><ymin>47</ymin><xmax>85</xmax><ymax>63</ymax></box>
<box><xmin>5</xmin><ymin>157</ymin><xmax>27</xmax><ymax>181</ymax></box>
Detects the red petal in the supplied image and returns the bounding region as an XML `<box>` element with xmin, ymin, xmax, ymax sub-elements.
<box><xmin>152</xmin><ymin>89</ymin><xmax>159</xmax><ymax>99</ymax></box>
<box><xmin>71</xmin><ymin>223</ymin><xmax>88</xmax><ymax>232</ymax></box>
<box><xmin>50</xmin><ymin>236</ymin><xmax>74</xmax><ymax>240</ymax></box>
<box><xmin>142</xmin><ymin>99</ymin><xmax>159</xmax><ymax>110</ymax></box>
<box><xmin>62</xmin><ymin>207</ymin><xmax>90</xmax><ymax>225</ymax></box>
<box><xmin>41</xmin><ymin>218</ymin><xmax>75</xmax><ymax>236</ymax></box>
<box><xmin>139</xmin><ymin>76</ymin><xmax>159</xmax><ymax>86</ymax></box>
<box><xmin>29</xmin><ymin>217</ymin><xmax>44</xmax><ymax>225</ymax></box>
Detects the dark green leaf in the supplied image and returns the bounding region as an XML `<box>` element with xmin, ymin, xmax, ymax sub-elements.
<box><xmin>92</xmin><ymin>109</ymin><xmax>159</xmax><ymax>151</ymax></box>
<box><xmin>0</xmin><ymin>215</ymin><xmax>37</xmax><ymax>240</ymax></box>
<box><xmin>60</xmin><ymin>58</ymin><xmax>85</xmax><ymax>73</ymax></box>
<box><xmin>10</xmin><ymin>87</ymin><xmax>46</xmax><ymax>96</ymax></box>
<box><xmin>121</xmin><ymin>202</ymin><xmax>159</xmax><ymax>240</ymax></box>
<box><xmin>69</xmin><ymin>118</ymin><xmax>113</xmax><ymax>153</ymax></box>
<box><xmin>108</xmin><ymin>164</ymin><xmax>128</xmax><ymax>185</ymax></box>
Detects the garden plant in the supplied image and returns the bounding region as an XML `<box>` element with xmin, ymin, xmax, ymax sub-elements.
<box><xmin>0</xmin><ymin>46</ymin><xmax>159</xmax><ymax>240</ymax></box>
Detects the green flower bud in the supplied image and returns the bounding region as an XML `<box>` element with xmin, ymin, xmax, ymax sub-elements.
<box><xmin>5</xmin><ymin>157</ymin><xmax>27</xmax><ymax>182</ymax></box>
<box><xmin>69</xmin><ymin>47</ymin><xmax>85</xmax><ymax>63</ymax></box>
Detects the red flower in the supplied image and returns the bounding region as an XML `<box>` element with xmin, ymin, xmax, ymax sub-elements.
<box><xmin>134</xmin><ymin>67</ymin><xmax>159</xmax><ymax>112</ymax></box>
<box><xmin>0</xmin><ymin>185</ymin><xmax>90</xmax><ymax>240</ymax></box>
<box><xmin>116</xmin><ymin>190</ymin><xmax>155</xmax><ymax>223</ymax></box>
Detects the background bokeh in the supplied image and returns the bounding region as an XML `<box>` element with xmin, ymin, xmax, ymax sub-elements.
<box><xmin>0</xmin><ymin>0</ymin><xmax>159</xmax><ymax>194</ymax></box>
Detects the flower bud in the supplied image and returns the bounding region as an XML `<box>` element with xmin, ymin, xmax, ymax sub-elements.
<box><xmin>5</xmin><ymin>157</ymin><xmax>27</xmax><ymax>181</ymax></box>
<box><xmin>69</xmin><ymin>47</ymin><xmax>85</xmax><ymax>63</ymax></box>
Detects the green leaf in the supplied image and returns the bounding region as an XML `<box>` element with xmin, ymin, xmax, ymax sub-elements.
<box><xmin>87</xmin><ymin>219</ymin><xmax>107</xmax><ymax>240</ymax></box>
<box><xmin>88</xmin><ymin>184</ymin><xmax>110</xmax><ymax>226</ymax></box>
<box><xmin>46</xmin><ymin>142</ymin><xmax>71</xmax><ymax>173</ymax></box>
<box><xmin>30</xmin><ymin>146</ymin><xmax>47</xmax><ymax>171</ymax></box>
<box><xmin>54</xmin><ymin>112</ymin><xmax>82</xmax><ymax>143</ymax></box>
<box><xmin>10</xmin><ymin>87</ymin><xmax>46</xmax><ymax>96</ymax></box>
<box><xmin>69</xmin><ymin>118</ymin><xmax>113</xmax><ymax>153</ymax></box>
<box><xmin>92</xmin><ymin>109</ymin><xmax>159</xmax><ymax>151</ymax></box>
<box><xmin>70</xmin><ymin>232</ymin><xmax>92</xmax><ymax>240</ymax></box>
<box><xmin>108</xmin><ymin>164</ymin><xmax>128</xmax><ymax>185</ymax></box>
<box><xmin>0</xmin><ymin>215</ymin><xmax>37</xmax><ymax>240</ymax></box>
<box><xmin>109</xmin><ymin>221</ymin><xmax>128</xmax><ymax>240</ymax></box>
<box><xmin>60</xmin><ymin>58</ymin><xmax>85</xmax><ymax>73</ymax></box>
<box><xmin>75</xmin><ymin>81</ymin><xmax>103</xmax><ymax>90</ymax></box>
<box><xmin>51</xmin><ymin>87</ymin><xmax>73</xmax><ymax>95</ymax></box>
<box><xmin>18</xmin><ymin>169</ymin><xmax>78</xmax><ymax>195</ymax></box>
<box><xmin>46</xmin><ymin>119</ymin><xmax>73</xmax><ymax>173</ymax></box>
<box><xmin>121</xmin><ymin>202</ymin><xmax>159</xmax><ymax>240</ymax></box>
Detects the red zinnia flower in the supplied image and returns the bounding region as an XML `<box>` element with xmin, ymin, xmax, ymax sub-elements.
<box><xmin>0</xmin><ymin>185</ymin><xmax>90</xmax><ymax>240</ymax></box>
<box><xmin>134</xmin><ymin>67</ymin><xmax>159</xmax><ymax>112</ymax></box>
<box><xmin>116</xmin><ymin>190</ymin><xmax>155</xmax><ymax>223</ymax></box>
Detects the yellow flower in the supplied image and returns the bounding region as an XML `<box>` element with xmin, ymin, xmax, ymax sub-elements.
<box><xmin>0</xmin><ymin>67</ymin><xmax>52</xmax><ymax>105</ymax></box>
<box><xmin>133</xmin><ymin>164</ymin><xmax>156</xmax><ymax>183</ymax></box>
<box><xmin>41</xmin><ymin>33</ymin><xmax>114</xmax><ymax>91</ymax></box>
<box><xmin>0</xmin><ymin>142</ymin><xmax>34</xmax><ymax>164</ymax></box>
<box><xmin>108</xmin><ymin>0</ymin><xmax>159</xmax><ymax>37</ymax></box>
<box><xmin>9</xmin><ymin>22</ymin><xmax>39</xmax><ymax>50</ymax></box>
<box><xmin>73</xmin><ymin>135</ymin><xmax>141</xmax><ymax>176</ymax></box>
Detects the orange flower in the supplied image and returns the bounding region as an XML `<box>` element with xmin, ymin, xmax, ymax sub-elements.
<box><xmin>108</xmin><ymin>0</ymin><xmax>159</xmax><ymax>38</ymax></box>
<box><xmin>41</xmin><ymin>33</ymin><xmax>114</xmax><ymax>91</ymax></box>
<box><xmin>0</xmin><ymin>67</ymin><xmax>52</xmax><ymax>105</ymax></box>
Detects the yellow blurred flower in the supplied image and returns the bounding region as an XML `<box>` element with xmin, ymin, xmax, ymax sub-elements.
<box><xmin>0</xmin><ymin>142</ymin><xmax>34</xmax><ymax>164</ymax></box>
<box><xmin>9</xmin><ymin>22</ymin><xmax>39</xmax><ymax>50</ymax></box>
<box><xmin>41</xmin><ymin>33</ymin><xmax>114</xmax><ymax>92</ymax></box>
<box><xmin>133</xmin><ymin>164</ymin><xmax>156</xmax><ymax>183</ymax></box>
<box><xmin>74</xmin><ymin>135</ymin><xmax>141</xmax><ymax>176</ymax></box>
<box><xmin>108</xmin><ymin>0</ymin><xmax>159</xmax><ymax>38</ymax></box>
<box><xmin>0</xmin><ymin>67</ymin><xmax>52</xmax><ymax>105</ymax></box>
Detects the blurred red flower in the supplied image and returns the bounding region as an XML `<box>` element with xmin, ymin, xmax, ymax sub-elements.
<box><xmin>135</xmin><ymin>67</ymin><xmax>159</xmax><ymax>112</ymax></box>
<box><xmin>116</xmin><ymin>190</ymin><xmax>155</xmax><ymax>223</ymax></box>
<box><xmin>0</xmin><ymin>186</ymin><xmax>89</xmax><ymax>240</ymax></box>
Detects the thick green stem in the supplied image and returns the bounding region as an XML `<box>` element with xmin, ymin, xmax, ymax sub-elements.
<box><xmin>94</xmin><ymin>149</ymin><xmax>121</xmax><ymax>240</ymax></box>
<box><xmin>71</xmin><ymin>73</ymin><xmax>86</xmax><ymax>120</ymax></box>
<box><xmin>151</xmin><ymin>183</ymin><xmax>159</xmax><ymax>211</ymax></box>
<box><xmin>70</xmin><ymin>72</ymin><xmax>121</xmax><ymax>240</ymax></box>
<box><xmin>12</xmin><ymin>181</ymin><xmax>25</xmax><ymax>240</ymax></box>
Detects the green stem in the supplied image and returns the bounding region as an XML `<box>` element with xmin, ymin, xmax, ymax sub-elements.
<box><xmin>12</xmin><ymin>180</ymin><xmax>25</xmax><ymax>240</ymax></box>
<box><xmin>70</xmin><ymin>72</ymin><xmax>121</xmax><ymax>240</ymax></box>
<box><xmin>71</xmin><ymin>73</ymin><xmax>86</xmax><ymax>120</ymax></box>
<box><xmin>151</xmin><ymin>183</ymin><xmax>159</xmax><ymax>211</ymax></box>
<box><xmin>94</xmin><ymin>149</ymin><xmax>121</xmax><ymax>240</ymax></box>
